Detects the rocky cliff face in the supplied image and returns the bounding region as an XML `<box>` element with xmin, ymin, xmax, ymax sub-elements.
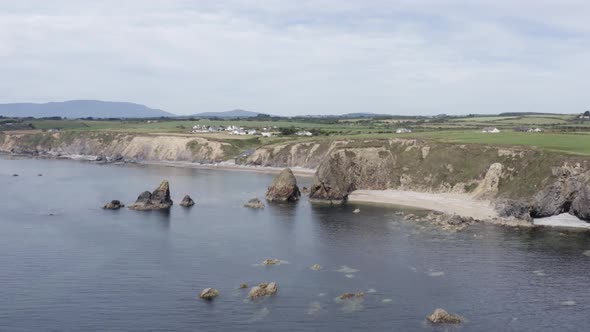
<box><xmin>0</xmin><ymin>132</ymin><xmax>229</xmax><ymax>163</ymax></box>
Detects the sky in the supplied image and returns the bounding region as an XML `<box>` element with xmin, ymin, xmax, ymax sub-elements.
<box><xmin>0</xmin><ymin>0</ymin><xmax>589</xmax><ymax>116</ymax></box>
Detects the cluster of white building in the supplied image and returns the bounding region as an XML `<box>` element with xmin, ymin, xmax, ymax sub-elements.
<box><xmin>191</xmin><ymin>124</ymin><xmax>275</xmax><ymax>136</ymax></box>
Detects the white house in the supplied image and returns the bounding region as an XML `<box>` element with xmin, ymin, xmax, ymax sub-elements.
<box><xmin>261</xmin><ymin>132</ymin><xmax>272</xmax><ymax>137</ymax></box>
<box><xmin>395</xmin><ymin>128</ymin><xmax>412</xmax><ymax>134</ymax></box>
<box><xmin>481</xmin><ymin>127</ymin><xmax>500</xmax><ymax>133</ymax></box>
<box><xmin>295</xmin><ymin>131</ymin><xmax>313</xmax><ymax>136</ymax></box>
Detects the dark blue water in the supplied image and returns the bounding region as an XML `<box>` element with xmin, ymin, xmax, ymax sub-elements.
<box><xmin>1</xmin><ymin>156</ymin><xmax>590</xmax><ymax>331</ymax></box>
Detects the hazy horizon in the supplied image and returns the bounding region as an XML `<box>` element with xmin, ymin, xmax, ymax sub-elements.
<box><xmin>1</xmin><ymin>1</ymin><xmax>589</xmax><ymax>116</ymax></box>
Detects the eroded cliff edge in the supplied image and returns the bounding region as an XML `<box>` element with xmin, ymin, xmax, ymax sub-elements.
<box><xmin>0</xmin><ymin>131</ymin><xmax>232</xmax><ymax>163</ymax></box>
<box><xmin>243</xmin><ymin>137</ymin><xmax>590</xmax><ymax>221</ymax></box>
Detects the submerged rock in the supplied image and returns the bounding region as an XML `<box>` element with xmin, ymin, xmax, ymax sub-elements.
<box><xmin>198</xmin><ymin>288</ymin><xmax>219</xmax><ymax>300</ymax></box>
<box><xmin>427</xmin><ymin>308</ymin><xmax>463</xmax><ymax>324</ymax></box>
<box><xmin>339</xmin><ymin>292</ymin><xmax>364</xmax><ymax>300</ymax></box>
<box><xmin>248</xmin><ymin>282</ymin><xmax>278</xmax><ymax>299</ymax></box>
<box><xmin>179</xmin><ymin>195</ymin><xmax>195</xmax><ymax>207</ymax></box>
<box><xmin>103</xmin><ymin>200</ymin><xmax>125</xmax><ymax>210</ymax></box>
<box><xmin>265</xmin><ymin>168</ymin><xmax>301</xmax><ymax>202</ymax></box>
<box><xmin>239</xmin><ymin>283</ymin><xmax>249</xmax><ymax>289</ymax></box>
<box><xmin>244</xmin><ymin>198</ymin><xmax>265</xmax><ymax>209</ymax></box>
<box><xmin>128</xmin><ymin>180</ymin><xmax>173</xmax><ymax>210</ymax></box>
<box><xmin>12</xmin><ymin>174</ymin><xmax>18</xmax><ymax>177</ymax></box>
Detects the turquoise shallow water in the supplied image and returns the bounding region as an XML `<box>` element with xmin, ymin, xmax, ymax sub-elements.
<box><xmin>1</xmin><ymin>156</ymin><xmax>590</xmax><ymax>332</ymax></box>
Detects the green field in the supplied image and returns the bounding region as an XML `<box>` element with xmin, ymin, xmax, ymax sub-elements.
<box><xmin>4</xmin><ymin>114</ymin><xmax>590</xmax><ymax>156</ymax></box>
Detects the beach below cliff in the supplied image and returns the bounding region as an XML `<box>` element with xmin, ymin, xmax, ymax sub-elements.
<box><xmin>348</xmin><ymin>189</ymin><xmax>498</xmax><ymax>220</ymax></box>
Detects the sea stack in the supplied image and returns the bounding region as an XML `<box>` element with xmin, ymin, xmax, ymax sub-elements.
<box><xmin>265</xmin><ymin>168</ymin><xmax>301</xmax><ymax>202</ymax></box>
<box><xmin>179</xmin><ymin>195</ymin><xmax>195</xmax><ymax>207</ymax></box>
<box><xmin>128</xmin><ymin>180</ymin><xmax>173</xmax><ymax>210</ymax></box>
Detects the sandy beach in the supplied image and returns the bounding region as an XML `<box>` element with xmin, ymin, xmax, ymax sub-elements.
<box><xmin>348</xmin><ymin>189</ymin><xmax>498</xmax><ymax>220</ymax></box>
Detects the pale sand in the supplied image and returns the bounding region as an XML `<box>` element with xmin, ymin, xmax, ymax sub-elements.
<box><xmin>348</xmin><ymin>189</ymin><xmax>498</xmax><ymax>220</ymax></box>
<box><xmin>534</xmin><ymin>214</ymin><xmax>590</xmax><ymax>229</ymax></box>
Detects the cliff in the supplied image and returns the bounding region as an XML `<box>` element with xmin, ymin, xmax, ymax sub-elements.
<box><xmin>246</xmin><ymin>138</ymin><xmax>590</xmax><ymax>221</ymax></box>
<box><xmin>0</xmin><ymin>131</ymin><xmax>231</xmax><ymax>163</ymax></box>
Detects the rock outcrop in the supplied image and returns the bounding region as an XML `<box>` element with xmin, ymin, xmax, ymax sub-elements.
<box><xmin>248</xmin><ymin>282</ymin><xmax>278</xmax><ymax>299</ymax></box>
<box><xmin>103</xmin><ymin>200</ymin><xmax>125</xmax><ymax>210</ymax></box>
<box><xmin>530</xmin><ymin>165</ymin><xmax>590</xmax><ymax>221</ymax></box>
<box><xmin>265</xmin><ymin>168</ymin><xmax>301</xmax><ymax>202</ymax></box>
<box><xmin>179</xmin><ymin>195</ymin><xmax>195</xmax><ymax>207</ymax></box>
<box><xmin>495</xmin><ymin>199</ymin><xmax>531</xmax><ymax>221</ymax></box>
<box><xmin>199</xmin><ymin>288</ymin><xmax>219</xmax><ymax>300</ymax></box>
<box><xmin>426</xmin><ymin>308</ymin><xmax>463</xmax><ymax>324</ymax></box>
<box><xmin>128</xmin><ymin>180</ymin><xmax>173</xmax><ymax>210</ymax></box>
<box><xmin>244</xmin><ymin>198</ymin><xmax>265</xmax><ymax>209</ymax></box>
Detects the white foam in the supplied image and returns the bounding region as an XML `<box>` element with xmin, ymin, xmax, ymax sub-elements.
<box><xmin>336</xmin><ymin>265</ymin><xmax>359</xmax><ymax>273</ymax></box>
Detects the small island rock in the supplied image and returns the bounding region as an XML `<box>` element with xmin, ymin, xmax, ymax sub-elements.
<box><xmin>339</xmin><ymin>292</ymin><xmax>364</xmax><ymax>300</ymax></box>
<box><xmin>103</xmin><ymin>200</ymin><xmax>125</xmax><ymax>210</ymax></box>
<box><xmin>427</xmin><ymin>308</ymin><xmax>463</xmax><ymax>324</ymax></box>
<box><xmin>199</xmin><ymin>288</ymin><xmax>219</xmax><ymax>300</ymax></box>
<box><xmin>266</xmin><ymin>168</ymin><xmax>301</xmax><ymax>202</ymax></box>
<box><xmin>244</xmin><ymin>198</ymin><xmax>265</xmax><ymax>209</ymax></box>
<box><xmin>263</xmin><ymin>258</ymin><xmax>280</xmax><ymax>265</ymax></box>
<box><xmin>310</xmin><ymin>264</ymin><xmax>322</xmax><ymax>271</ymax></box>
<box><xmin>128</xmin><ymin>180</ymin><xmax>173</xmax><ymax>210</ymax></box>
<box><xmin>248</xmin><ymin>282</ymin><xmax>278</xmax><ymax>299</ymax></box>
<box><xmin>179</xmin><ymin>195</ymin><xmax>195</xmax><ymax>207</ymax></box>
<box><xmin>239</xmin><ymin>283</ymin><xmax>249</xmax><ymax>289</ymax></box>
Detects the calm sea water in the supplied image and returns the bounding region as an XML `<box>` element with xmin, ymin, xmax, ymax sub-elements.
<box><xmin>1</xmin><ymin>156</ymin><xmax>590</xmax><ymax>332</ymax></box>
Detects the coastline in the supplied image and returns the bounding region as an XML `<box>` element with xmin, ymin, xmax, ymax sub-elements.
<box><xmin>348</xmin><ymin>189</ymin><xmax>498</xmax><ymax>220</ymax></box>
<box><xmin>138</xmin><ymin>160</ymin><xmax>316</xmax><ymax>177</ymax></box>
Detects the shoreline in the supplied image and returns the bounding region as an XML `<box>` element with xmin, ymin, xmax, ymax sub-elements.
<box><xmin>0</xmin><ymin>152</ymin><xmax>316</xmax><ymax>177</ymax></box>
<box><xmin>348</xmin><ymin>189</ymin><xmax>498</xmax><ymax>220</ymax></box>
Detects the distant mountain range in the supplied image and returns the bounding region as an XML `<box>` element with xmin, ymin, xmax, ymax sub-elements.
<box><xmin>189</xmin><ymin>109</ymin><xmax>264</xmax><ymax>118</ymax></box>
<box><xmin>0</xmin><ymin>100</ymin><xmax>173</xmax><ymax>118</ymax></box>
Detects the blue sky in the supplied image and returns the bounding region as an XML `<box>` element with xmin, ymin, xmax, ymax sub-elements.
<box><xmin>0</xmin><ymin>0</ymin><xmax>589</xmax><ymax>115</ymax></box>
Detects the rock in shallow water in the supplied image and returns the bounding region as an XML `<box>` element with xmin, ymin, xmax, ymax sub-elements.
<box><xmin>128</xmin><ymin>180</ymin><xmax>173</xmax><ymax>210</ymax></box>
<box><xmin>265</xmin><ymin>168</ymin><xmax>301</xmax><ymax>202</ymax></box>
<box><xmin>310</xmin><ymin>264</ymin><xmax>322</xmax><ymax>271</ymax></box>
<box><xmin>248</xmin><ymin>282</ymin><xmax>278</xmax><ymax>299</ymax></box>
<box><xmin>199</xmin><ymin>288</ymin><xmax>219</xmax><ymax>300</ymax></box>
<box><xmin>103</xmin><ymin>200</ymin><xmax>125</xmax><ymax>210</ymax></box>
<box><xmin>244</xmin><ymin>198</ymin><xmax>265</xmax><ymax>209</ymax></box>
<box><xmin>427</xmin><ymin>308</ymin><xmax>463</xmax><ymax>324</ymax></box>
<box><xmin>179</xmin><ymin>195</ymin><xmax>195</xmax><ymax>207</ymax></box>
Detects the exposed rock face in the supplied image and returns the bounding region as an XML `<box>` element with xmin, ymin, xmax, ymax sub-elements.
<box><xmin>128</xmin><ymin>180</ymin><xmax>173</xmax><ymax>210</ymax></box>
<box><xmin>199</xmin><ymin>288</ymin><xmax>219</xmax><ymax>300</ymax></box>
<box><xmin>103</xmin><ymin>200</ymin><xmax>125</xmax><ymax>210</ymax></box>
<box><xmin>572</xmin><ymin>186</ymin><xmax>590</xmax><ymax>220</ymax></box>
<box><xmin>472</xmin><ymin>163</ymin><xmax>503</xmax><ymax>198</ymax></box>
<box><xmin>265</xmin><ymin>168</ymin><xmax>301</xmax><ymax>202</ymax></box>
<box><xmin>309</xmin><ymin>152</ymin><xmax>356</xmax><ymax>203</ymax></box>
<box><xmin>427</xmin><ymin>308</ymin><xmax>463</xmax><ymax>324</ymax></box>
<box><xmin>530</xmin><ymin>165</ymin><xmax>590</xmax><ymax>221</ymax></box>
<box><xmin>495</xmin><ymin>199</ymin><xmax>531</xmax><ymax>221</ymax></box>
<box><xmin>248</xmin><ymin>282</ymin><xmax>278</xmax><ymax>299</ymax></box>
<box><xmin>179</xmin><ymin>195</ymin><xmax>195</xmax><ymax>207</ymax></box>
<box><xmin>244</xmin><ymin>198</ymin><xmax>265</xmax><ymax>209</ymax></box>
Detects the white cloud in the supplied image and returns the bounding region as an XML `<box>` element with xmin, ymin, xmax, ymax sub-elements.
<box><xmin>0</xmin><ymin>0</ymin><xmax>589</xmax><ymax>115</ymax></box>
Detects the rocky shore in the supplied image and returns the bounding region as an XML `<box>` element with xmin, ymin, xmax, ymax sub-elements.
<box><xmin>3</xmin><ymin>131</ymin><xmax>590</xmax><ymax>226</ymax></box>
